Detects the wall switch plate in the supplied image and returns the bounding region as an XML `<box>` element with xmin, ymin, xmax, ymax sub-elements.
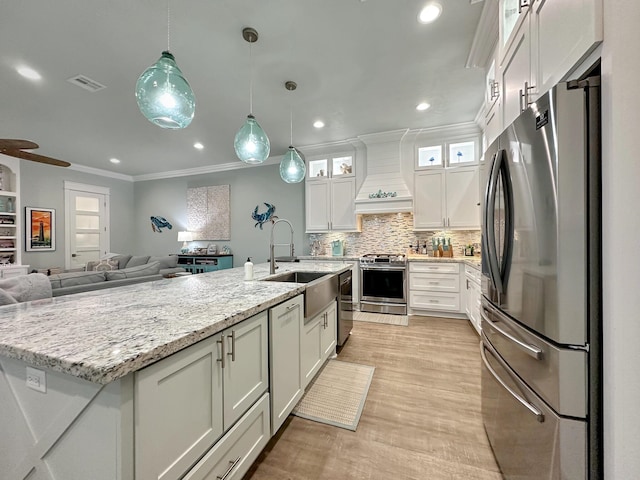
<box><xmin>26</xmin><ymin>366</ymin><xmax>46</xmax><ymax>393</ymax></box>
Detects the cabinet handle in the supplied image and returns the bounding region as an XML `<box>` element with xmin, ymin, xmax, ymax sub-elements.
<box><xmin>216</xmin><ymin>456</ymin><xmax>242</xmax><ymax>480</ymax></box>
<box><xmin>442</xmin><ymin>218</ymin><xmax>446</xmax><ymax>228</ymax></box>
<box><xmin>520</xmin><ymin>81</ymin><xmax>536</xmax><ymax>112</ymax></box>
<box><xmin>447</xmin><ymin>218</ymin><xmax>450</xmax><ymax>227</ymax></box>
<box><xmin>227</xmin><ymin>330</ymin><xmax>236</xmax><ymax>362</ymax></box>
<box><xmin>467</xmin><ymin>279</ymin><xmax>470</xmax><ymax>289</ymax></box>
<box><xmin>518</xmin><ymin>0</ymin><xmax>530</xmax><ymax>14</ymax></box>
<box><xmin>286</xmin><ymin>303</ymin><xmax>298</xmax><ymax>311</ymax></box>
<box><xmin>490</xmin><ymin>80</ymin><xmax>500</xmax><ymax>101</ymax></box>
<box><xmin>429</xmin><ymin>299</ymin><xmax>440</xmax><ymax>303</ymax></box>
<box><xmin>429</xmin><ymin>281</ymin><xmax>439</xmax><ymax>285</ymax></box>
<box><xmin>217</xmin><ymin>336</ymin><xmax>226</xmax><ymax>369</ymax></box>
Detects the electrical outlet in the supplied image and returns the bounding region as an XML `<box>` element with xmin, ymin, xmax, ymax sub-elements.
<box><xmin>26</xmin><ymin>367</ymin><xmax>46</xmax><ymax>393</ymax></box>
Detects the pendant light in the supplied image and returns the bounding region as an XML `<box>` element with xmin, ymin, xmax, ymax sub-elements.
<box><xmin>135</xmin><ymin>2</ymin><xmax>195</xmax><ymax>129</ymax></box>
<box><xmin>234</xmin><ymin>27</ymin><xmax>270</xmax><ymax>164</ymax></box>
<box><xmin>280</xmin><ymin>81</ymin><xmax>306</xmax><ymax>183</ymax></box>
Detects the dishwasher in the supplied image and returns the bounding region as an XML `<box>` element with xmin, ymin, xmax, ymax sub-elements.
<box><xmin>337</xmin><ymin>269</ymin><xmax>353</xmax><ymax>346</ymax></box>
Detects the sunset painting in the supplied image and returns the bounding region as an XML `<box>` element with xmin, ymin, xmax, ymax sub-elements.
<box><xmin>26</xmin><ymin>207</ymin><xmax>56</xmax><ymax>251</ymax></box>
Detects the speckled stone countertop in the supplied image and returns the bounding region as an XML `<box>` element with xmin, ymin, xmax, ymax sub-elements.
<box><xmin>299</xmin><ymin>254</ymin><xmax>482</xmax><ymax>270</ymax></box>
<box><xmin>407</xmin><ymin>254</ymin><xmax>481</xmax><ymax>269</ymax></box>
<box><xmin>0</xmin><ymin>261</ymin><xmax>351</xmax><ymax>385</ymax></box>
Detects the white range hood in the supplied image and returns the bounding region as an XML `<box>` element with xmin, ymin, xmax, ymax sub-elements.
<box><xmin>355</xmin><ymin>129</ymin><xmax>413</xmax><ymax>214</ymax></box>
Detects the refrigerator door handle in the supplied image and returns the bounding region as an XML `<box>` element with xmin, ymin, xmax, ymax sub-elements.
<box><xmin>481</xmin><ymin>306</ymin><xmax>544</xmax><ymax>360</ymax></box>
<box><xmin>485</xmin><ymin>150</ymin><xmax>504</xmax><ymax>293</ymax></box>
<box><xmin>480</xmin><ymin>336</ymin><xmax>545</xmax><ymax>423</ymax></box>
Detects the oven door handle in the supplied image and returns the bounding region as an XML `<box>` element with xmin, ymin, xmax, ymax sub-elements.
<box><xmin>360</xmin><ymin>266</ymin><xmax>406</xmax><ymax>272</ymax></box>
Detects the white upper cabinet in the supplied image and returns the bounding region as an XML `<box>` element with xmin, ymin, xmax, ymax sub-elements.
<box><xmin>531</xmin><ymin>0</ymin><xmax>603</xmax><ymax>96</ymax></box>
<box><xmin>305</xmin><ymin>152</ymin><xmax>359</xmax><ymax>233</ymax></box>
<box><xmin>414</xmin><ymin>166</ymin><xmax>480</xmax><ymax>231</ymax></box>
<box><xmin>477</xmin><ymin>0</ymin><xmax>602</xmax><ymax>141</ymax></box>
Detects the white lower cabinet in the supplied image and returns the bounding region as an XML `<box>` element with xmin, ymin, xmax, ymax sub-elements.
<box><xmin>269</xmin><ymin>294</ymin><xmax>304</xmax><ymax>435</ymax></box>
<box><xmin>465</xmin><ymin>265</ymin><xmax>482</xmax><ymax>335</ymax></box>
<box><xmin>183</xmin><ymin>393</ymin><xmax>271</xmax><ymax>480</ymax></box>
<box><xmin>134</xmin><ymin>311</ymin><xmax>268</xmax><ymax>480</ymax></box>
<box><xmin>300</xmin><ymin>300</ymin><xmax>337</xmax><ymax>390</ymax></box>
<box><xmin>408</xmin><ymin>262</ymin><xmax>463</xmax><ymax>317</ymax></box>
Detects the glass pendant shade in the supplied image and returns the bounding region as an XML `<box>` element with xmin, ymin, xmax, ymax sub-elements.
<box><xmin>234</xmin><ymin>114</ymin><xmax>270</xmax><ymax>164</ymax></box>
<box><xmin>280</xmin><ymin>146</ymin><xmax>306</xmax><ymax>183</ymax></box>
<box><xmin>135</xmin><ymin>51</ymin><xmax>195</xmax><ymax>129</ymax></box>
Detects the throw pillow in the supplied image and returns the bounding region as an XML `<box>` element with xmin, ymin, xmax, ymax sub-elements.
<box><xmin>149</xmin><ymin>255</ymin><xmax>179</xmax><ymax>270</ymax></box>
<box><xmin>125</xmin><ymin>255</ymin><xmax>151</xmax><ymax>268</ymax></box>
<box><xmin>105</xmin><ymin>261</ymin><xmax>161</xmax><ymax>281</ymax></box>
<box><xmin>93</xmin><ymin>259</ymin><xmax>119</xmax><ymax>271</ymax></box>
<box><xmin>111</xmin><ymin>254</ymin><xmax>132</xmax><ymax>269</ymax></box>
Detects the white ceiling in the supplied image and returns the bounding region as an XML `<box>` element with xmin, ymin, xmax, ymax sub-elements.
<box><xmin>0</xmin><ymin>0</ymin><xmax>486</xmax><ymax>178</ymax></box>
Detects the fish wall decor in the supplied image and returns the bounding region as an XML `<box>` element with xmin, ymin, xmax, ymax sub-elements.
<box><xmin>150</xmin><ymin>216</ymin><xmax>173</xmax><ymax>232</ymax></box>
<box><xmin>252</xmin><ymin>203</ymin><xmax>277</xmax><ymax>230</ymax></box>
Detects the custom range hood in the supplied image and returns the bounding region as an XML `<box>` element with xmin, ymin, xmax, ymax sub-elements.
<box><xmin>355</xmin><ymin>129</ymin><xmax>413</xmax><ymax>214</ymax></box>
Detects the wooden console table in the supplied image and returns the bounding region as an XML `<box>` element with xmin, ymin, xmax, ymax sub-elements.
<box><xmin>174</xmin><ymin>254</ymin><xmax>233</xmax><ymax>274</ymax></box>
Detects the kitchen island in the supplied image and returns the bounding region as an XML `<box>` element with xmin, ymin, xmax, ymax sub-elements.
<box><xmin>0</xmin><ymin>261</ymin><xmax>351</xmax><ymax>480</ymax></box>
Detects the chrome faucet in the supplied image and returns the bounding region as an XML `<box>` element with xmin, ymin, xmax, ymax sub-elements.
<box><xmin>270</xmin><ymin>218</ymin><xmax>295</xmax><ymax>274</ymax></box>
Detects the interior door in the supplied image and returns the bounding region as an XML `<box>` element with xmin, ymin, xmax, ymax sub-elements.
<box><xmin>65</xmin><ymin>182</ymin><xmax>109</xmax><ymax>269</ymax></box>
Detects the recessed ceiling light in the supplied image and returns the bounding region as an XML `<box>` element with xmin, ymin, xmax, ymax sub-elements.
<box><xmin>416</xmin><ymin>102</ymin><xmax>431</xmax><ymax>111</ymax></box>
<box><xmin>16</xmin><ymin>65</ymin><xmax>42</xmax><ymax>81</ymax></box>
<box><xmin>109</xmin><ymin>158</ymin><xmax>121</xmax><ymax>164</ymax></box>
<box><xmin>418</xmin><ymin>3</ymin><xmax>442</xmax><ymax>24</ymax></box>
<box><xmin>313</xmin><ymin>120</ymin><xmax>325</xmax><ymax>129</ymax></box>
<box><xmin>193</xmin><ymin>142</ymin><xmax>204</xmax><ymax>150</ymax></box>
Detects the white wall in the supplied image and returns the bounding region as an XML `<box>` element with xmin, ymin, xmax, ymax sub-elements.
<box><xmin>133</xmin><ymin>163</ymin><xmax>305</xmax><ymax>266</ymax></box>
<box><xmin>20</xmin><ymin>162</ymin><xmax>135</xmax><ymax>270</ymax></box>
<box><xmin>602</xmin><ymin>1</ymin><xmax>640</xmax><ymax>477</ymax></box>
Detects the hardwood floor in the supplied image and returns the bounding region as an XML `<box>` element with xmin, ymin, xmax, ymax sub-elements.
<box><xmin>244</xmin><ymin>316</ymin><xmax>501</xmax><ymax>480</ymax></box>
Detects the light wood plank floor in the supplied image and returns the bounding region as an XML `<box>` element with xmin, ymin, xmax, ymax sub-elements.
<box><xmin>244</xmin><ymin>316</ymin><xmax>501</xmax><ymax>480</ymax></box>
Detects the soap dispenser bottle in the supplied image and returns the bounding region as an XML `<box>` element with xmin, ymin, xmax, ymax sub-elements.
<box><xmin>244</xmin><ymin>257</ymin><xmax>254</xmax><ymax>280</ymax></box>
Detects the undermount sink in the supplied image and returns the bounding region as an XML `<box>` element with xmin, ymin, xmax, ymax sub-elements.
<box><xmin>263</xmin><ymin>271</ymin><xmax>329</xmax><ymax>284</ymax></box>
<box><xmin>263</xmin><ymin>270</ymin><xmax>338</xmax><ymax>319</ymax></box>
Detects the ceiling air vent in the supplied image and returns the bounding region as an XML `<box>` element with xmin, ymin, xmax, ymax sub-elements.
<box><xmin>66</xmin><ymin>75</ymin><xmax>106</xmax><ymax>92</ymax></box>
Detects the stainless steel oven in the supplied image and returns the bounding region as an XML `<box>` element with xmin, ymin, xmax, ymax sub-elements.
<box><xmin>359</xmin><ymin>254</ymin><xmax>407</xmax><ymax>315</ymax></box>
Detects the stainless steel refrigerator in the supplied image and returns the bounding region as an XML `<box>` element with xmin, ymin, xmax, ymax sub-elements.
<box><xmin>480</xmin><ymin>78</ymin><xmax>602</xmax><ymax>479</ymax></box>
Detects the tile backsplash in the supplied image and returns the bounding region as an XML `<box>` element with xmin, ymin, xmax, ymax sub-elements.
<box><xmin>306</xmin><ymin>213</ymin><xmax>481</xmax><ymax>257</ymax></box>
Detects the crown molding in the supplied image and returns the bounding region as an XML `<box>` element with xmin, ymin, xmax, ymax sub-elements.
<box><xmin>67</xmin><ymin>163</ymin><xmax>134</xmax><ymax>182</ymax></box>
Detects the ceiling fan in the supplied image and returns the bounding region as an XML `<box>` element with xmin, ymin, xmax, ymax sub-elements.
<box><xmin>0</xmin><ymin>139</ymin><xmax>71</xmax><ymax>167</ymax></box>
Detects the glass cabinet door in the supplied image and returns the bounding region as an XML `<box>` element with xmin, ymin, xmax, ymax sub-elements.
<box><xmin>331</xmin><ymin>156</ymin><xmax>353</xmax><ymax>177</ymax></box>
<box><xmin>502</xmin><ymin>0</ymin><xmax>524</xmax><ymax>47</ymax></box>
<box><xmin>308</xmin><ymin>159</ymin><xmax>328</xmax><ymax>179</ymax></box>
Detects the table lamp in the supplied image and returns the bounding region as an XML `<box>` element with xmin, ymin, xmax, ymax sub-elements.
<box><xmin>177</xmin><ymin>231</ymin><xmax>193</xmax><ymax>254</ymax></box>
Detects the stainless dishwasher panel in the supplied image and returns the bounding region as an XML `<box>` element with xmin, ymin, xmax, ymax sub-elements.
<box><xmin>481</xmin><ymin>337</ymin><xmax>586</xmax><ymax>480</ymax></box>
<box><xmin>337</xmin><ymin>269</ymin><xmax>353</xmax><ymax>346</ymax></box>
<box><xmin>482</xmin><ymin>299</ymin><xmax>587</xmax><ymax>418</ymax></box>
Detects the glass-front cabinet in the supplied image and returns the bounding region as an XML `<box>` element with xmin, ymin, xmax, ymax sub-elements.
<box><xmin>416</xmin><ymin>138</ymin><xmax>478</xmax><ymax>170</ymax></box>
<box><xmin>305</xmin><ymin>151</ymin><xmax>359</xmax><ymax>233</ymax></box>
<box><xmin>307</xmin><ymin>154</ymin><xmax>354</xmax><ymax>180</ymax></box>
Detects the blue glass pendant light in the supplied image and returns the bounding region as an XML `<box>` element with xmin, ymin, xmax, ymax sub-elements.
<box><xmin>280</xmin><ymin>81</ymin><xmax>306</xmax><ymax>183</ymax></box>
<box><xmin>135</xmin><ymin>3</ymin><xmax>195</xmax><ymax>129</ymax></box>
<box><xmin>235</xmin><ymin>28</ymin><xmax>270</xmax><ymax>164</ymax></box>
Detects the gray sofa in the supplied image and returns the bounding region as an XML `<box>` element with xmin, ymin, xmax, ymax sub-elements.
<box><xmin>49</xmin><ymin>254</ymin><xmax>186</xmax><ymax>296</ymax></box>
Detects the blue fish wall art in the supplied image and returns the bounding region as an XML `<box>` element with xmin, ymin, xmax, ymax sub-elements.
<box><xmin>150</xmin><ymin>216</ymin><xmax>173</xmax><ymax>233</ymax></box>
<box><xmin>252</xmin><ymin>203</ymin><xmax>277</xmax><ymax>229</ymax></box>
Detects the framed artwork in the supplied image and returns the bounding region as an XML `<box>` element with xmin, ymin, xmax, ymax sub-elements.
<box><xmin>187</xmin><ymin>185</ymin><xmax>231</xmax><ymax>241</ymax></box>
<box><xmin>26</xmin><ymin>207</ymin><xmax>56</xmax><ymax>251</ymax></box>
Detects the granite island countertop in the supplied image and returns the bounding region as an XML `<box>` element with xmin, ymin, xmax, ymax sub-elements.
<box><xmin>0</xmin><ymin>261</ymin><xmax>351</xmax><ymax>385</ymax></box>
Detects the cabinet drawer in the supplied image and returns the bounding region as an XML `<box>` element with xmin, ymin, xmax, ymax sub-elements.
<box><xmin>410</xmin><ymin>291</ymin><xmax>460</xmax><ymax>312</ymax></box>
<box><xmin>409</xmin><ymin>262</ymin><xmax>459</xmax><ymax>274</ymax></box>
<box><xmin>465</xmin><ymin>264</ymin><xmax>481</xmax><ymax>283</ymax></box>
<box><xmin>410</xmin><ymin>272</ymin><xmax>460</xmax><ymax>293</ymax></box>
<box><xmin>184</xmin><ymin>393</ymin><xmax>271</xmax><ymax>480</ymax></box>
